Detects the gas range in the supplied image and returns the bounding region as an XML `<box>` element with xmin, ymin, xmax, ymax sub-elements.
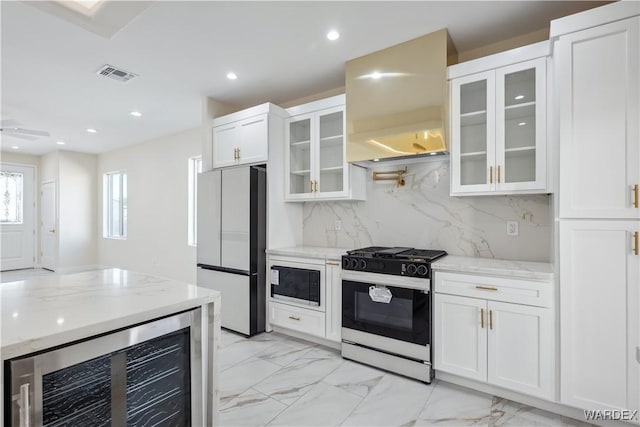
<box><xmin>342</xmin><ymin>246</ymin><xmax>447</xmax><ymax>278</ymax></box>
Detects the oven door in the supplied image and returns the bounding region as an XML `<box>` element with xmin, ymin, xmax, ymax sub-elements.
<box><xmin>342</xmin><ymin>280</ymin><xmax>430</xmax><ymax>346</ymax></box>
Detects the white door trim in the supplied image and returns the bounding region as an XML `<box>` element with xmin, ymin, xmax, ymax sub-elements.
<box><xmin>40</xmin><ymin>180</ymin><xmax>57</xmax><ymax>271</ymax></box>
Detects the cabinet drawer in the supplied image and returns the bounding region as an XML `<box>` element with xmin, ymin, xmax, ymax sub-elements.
<box><xmin>434</xmin><ymin>272</ymin><xmax>551</xmax><ymax>308</ymax></box>
<box><xmin>269</xmin><ymin>301</ymin><xmax>325</xmax><ymax>337</ymax></box>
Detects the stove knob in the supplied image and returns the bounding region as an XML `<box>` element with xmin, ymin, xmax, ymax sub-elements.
<box><xmin>417</xmin><ymin>265</ymin><xmax>428</xmax><ymax>276</ymax></box>
<box><xmin>359</xmin><ymin>259</ymin><xmax>367</xmax><ymax>270</ymax></box>
<box><xmin>407</xmin><ymin>264</ymin><xmax>417</xmax><ymax>276</ymax></box>
<box><xmin>349</xmin><ymin>258</ymin><xmax>359</xmax><ymax>269</ymax></box>
<box><xmin>342</xmin><ymin>257</ymin><xmax>350</xmax><ymax>269</ymax></box>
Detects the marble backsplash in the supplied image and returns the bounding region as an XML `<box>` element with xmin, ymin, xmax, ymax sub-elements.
<box><xmin>303</xmin><ymin>159</ymin><xmax>552</xmax><ymax>262</ymax></box>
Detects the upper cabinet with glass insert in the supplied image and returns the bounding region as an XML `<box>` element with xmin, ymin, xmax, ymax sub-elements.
<box><xmin>285</xmin><ymin>95</ymin><xmax>366</xmax><ymax>201</ymax></box>
<box><xmin>450</xmin><ymin>43</ymin><xmax>548</xmax><ymax>196</ymax></box>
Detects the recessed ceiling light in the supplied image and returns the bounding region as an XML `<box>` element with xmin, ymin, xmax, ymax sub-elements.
<box><xmin>371</xmin><ymin>71</ymin><xmax>382</xmax><ymax>80</ymax></box>
<box><xmin>226</xmin><ymin>72</ymin><xmax>238</xmax><ymax>80</ymax></box>
<box><xmin>57</xmin><ymin>317</ymin><xmax>64</xmax><ymax>325</ymax></box>
<box><xmin>11</xmin><ymin>145</ymin><xmax>19</xmax><ymax>150</ymax></box>
<box><xmin>373</xmin><ymin>158</ymin><xmax>380</xmax><ymax>162</ymax></box>
<box><xmin>327</xmin><ymin>30</ymin><xmax>340</xmax><ymax>41</ymax></box>
<box><xmin>514</xmin><ymin>95</ymin><xmax>525</xmax><ymax>100</ymax></box>
<box><xmin>130</xmin><ymin>111</ymin><xmax>142</xmax><ymax>117</ymax></box>
<box><xmin>518</xmin><ymin>122</ymin><xmax>527</xmax><ymax>126</ymax></box>
<box><xmin>57</xmin><ymin>141</ymin><xmax>66</xmax><ymax>145</ymax></box>
<box><xmin>429</xmin><ymin>152</ymin><xmax>438</xmax><ymax>156</ymax></box>
<box><xmin>87</xmin><ymin>128</ymin><xmax>97</xmax><ymax>133</ymax></box>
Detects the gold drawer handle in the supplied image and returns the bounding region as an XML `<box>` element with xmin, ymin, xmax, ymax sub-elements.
<box><xmin>489</xmin><ymin>310</ymin><xmax>493</xmax><ymax>330</ymax></box>
<box><xmin>480</xmin><ymin>308</ymin><xmax>484</xmax><ymax>329</ymax></box>
<box><xmin>475</xmin><ymin>285</ymin><xmax>498</xmax><ymax>291</ymax></box>
<box><xmin>288</xmin><ymin>315</ymin><xmax>300</xmax><ymax>321</ymax></box>
<box><xmin>633</xmin><ymin>184</ymin><xmax>639</xmax><ymax>209</ymax></box>
<box><xmin>326</xmin><ymin>261</ymin><xmax>340</xmax><ymax>266</ymax></box>
<box><xmin>497</xmin><ymin>165</ymin><xmax>501</xmax><ymax>183</ymax></box>
<box><xmin>489</xmin><ymin>166</ymin><xmax>493</xmax><ymax>184</ymax></box>
<box><xmin>634</xmin><ymin>231</ymin><xmax>639</xmax><ymax>256</ymax></box>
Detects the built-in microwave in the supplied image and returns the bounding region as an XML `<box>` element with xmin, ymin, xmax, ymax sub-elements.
<box><xmin>270</xmin><ymin>265</ymin><xmax>321</xmax><ymax>306</ymax></box>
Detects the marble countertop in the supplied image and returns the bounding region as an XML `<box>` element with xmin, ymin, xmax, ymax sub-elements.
<box><xmin>432</xmin><ymin>255</ymin><xmax>554</xmax><ymax>281</ymax></box>
<box><xmin>267</xmin><ymin>246</ymin><xmax>350</xmax><ymax>261</ymax></box>
<box><xmin>1</xmin><ymin>268</ymin><xmax>220</xmax><ymax>360</ymax></box>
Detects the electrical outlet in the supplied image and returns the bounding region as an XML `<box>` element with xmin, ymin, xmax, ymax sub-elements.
<box><xmin>507</xmin><ymin>221</ymin><xmax>519</xmax><ymax>236</ymax></box>
<box><xmin>334</xmin><ymin>220</ymin><xmax>342</xmax><ymax>231</ymax></box>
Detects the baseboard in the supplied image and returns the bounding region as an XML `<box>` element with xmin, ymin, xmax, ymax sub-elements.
<box><xmin>436</xmin><ymin>371</ymin><xmax>635</xmax><ymax>427</ymax></box>
<box><xmin>54</xmin><ymin>264</ymin><xmax>106</xmax><ymax>274</ymax></box>
<box><xmin>270</xmin><ymin>326</ymin><xmax>341</xmax><ymax>350</ymax></box>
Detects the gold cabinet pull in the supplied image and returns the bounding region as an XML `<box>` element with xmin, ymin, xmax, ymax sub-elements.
<box><xmin>497</xmin><ymin>165</ymin><xmax>501</xmax><ymax>183</ymax></box>
<box><xmin>314</xmin><ymin>180</ymin><xmax>319</xmax><ymax>192</ymax></box>
<box><xmin>475</xmin><ymin>285</ymin><xmax>498</xmax><ymax>291</ymax></box>
<box><xmin>326</xmin><ymin>261</ymin><xmax>340</xmax><ymax>266</ymax></box>
<box><xmin>633</xmin><ymin>184</ymin><xmax>639</xmax><ymax>208</ymax></box>
<box><xmin>310</xmin><ymin>180</ymin><xmax>314</xmax><ymax>193</ymax></box>
<box><xmin>489</xmin><ymin>310</ymin><xmax>493</xmax><ymax>330</ymax></box>
<box><xmin>634</xmin><ymin>231</ymin><xmax>639</xmax><ymax>256</ymax></box>
<box><xmin>236</xmin><ymin>147</ymin><xmax>240</xmax><ymax>159</ymax></box>
<box><xmin>489</xmin><ymin>166</ymin><xmax>493</xmax><ymax>184</ymax></box>
<box><xmin>480</xmin><ymin>308</ymin><xmax>484</xmax><ymax>329</ymax></box>
<box><xmin>288</xmin><ymin>315</ymin><xmax>300</xmax><ymax>321</ymax></box>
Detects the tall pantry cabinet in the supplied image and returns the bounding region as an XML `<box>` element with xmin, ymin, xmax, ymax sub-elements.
<box><xmin>553</xmin><ymin>2</ymin><xmax>639</xmax><ymax>414</ymax></box>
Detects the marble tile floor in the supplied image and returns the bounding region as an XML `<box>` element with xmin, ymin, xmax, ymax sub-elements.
<box><xmin>219</xmin><ymin>330</ymin><xmax>592</xmax><ymax>427</ymax></box>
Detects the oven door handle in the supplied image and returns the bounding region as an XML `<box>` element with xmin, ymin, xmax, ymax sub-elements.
<box><xmin>369</xmin><ymin>286</ymin><xmax>393</xmax><ymax>303</ymax></box>
<box><xmin>341</xmin><ymin>270</ymin><xmax>431</xmax><ymax>291</ymax></box>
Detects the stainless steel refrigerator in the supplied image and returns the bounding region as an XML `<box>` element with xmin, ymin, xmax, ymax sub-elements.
<box><xmin>196</xmin><ymin>165</ymin><xmax>266</xmax><ymax>336</ymax></box>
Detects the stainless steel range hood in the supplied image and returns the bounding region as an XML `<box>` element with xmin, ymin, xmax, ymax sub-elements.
<box><xmin>346</xmin><ymin>29</ymin><xmax>451</xmax><ymax>163</ymax></box>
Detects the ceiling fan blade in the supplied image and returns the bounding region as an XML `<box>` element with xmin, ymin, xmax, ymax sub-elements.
<box><xmin>10</xmin><ymin>128</ymin><xmax>50</xmax><ymax>137</ymax></box>
<box><xmin>0</xmin><ymin>131</ymin><xmax>38</xmax><ymax>141</ymax></box>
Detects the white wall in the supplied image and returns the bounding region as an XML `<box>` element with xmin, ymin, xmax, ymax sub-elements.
<box><xmin>98</xmin><ymin>127</ymin><xmax>201</xmax><ymax>283</ymax></box>
<box><xmin>58</xmin><ymin>151</ymin><xmax>98</xmax><ymax>269</ymax></box>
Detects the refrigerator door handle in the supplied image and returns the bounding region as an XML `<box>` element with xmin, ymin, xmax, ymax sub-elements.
<box><xmin>197</xmin><ymin>264</ymin><xmax>251</xmax><ymax>276</ymax></box>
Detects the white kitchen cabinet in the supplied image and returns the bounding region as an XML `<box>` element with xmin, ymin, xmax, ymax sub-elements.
<box><xmin>434</xmin><ymin>293</ymin><xmax>487</xmax><ymax>382</ymax></box>
<box><xmin>559</xmin><ymin>220</ymin><xmax>640</xmax><ymax>411</ymax></box>
<box><xmin>285</xmin><ymin>95</ymin><xmax>366</xmax><ymax>201</ymax></box>
<box><xmin>212</xmin><ymin>103</ymin><xmax>281</xmax><ymax>169</ymax></box>
<box><xmin>325</xmin><ymin>260</ymin><xmax>342</xmax><ymax>343</ymax></box>
<box><xmin>556</xmin><ymin>17</ymin><xmax>639</xmax><ymax>219</ymax></box>
<box><xmin>266</xmin><ymin>253</ymin><xmax>343</xmax><ymax>343</ymax></box>
<box><xmin>450</xmin><ymin>46</ymin><xmax>548</xmax><ymax>196</ymax></box>
<box><xmin>434</xmin><ymin>271</ymin><xmax>554</xmax><ymax>399</ymax></box>
<box><xmin>487</xmin><ymin>301</ymin><xmax>553</xmax><ymax>399</ymax></box>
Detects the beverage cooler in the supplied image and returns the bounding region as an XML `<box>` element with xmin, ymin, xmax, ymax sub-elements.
<box><xmin>5</xmin><ymin>310</ymin><xmax>202</xmax><ymax>426</ymax></box>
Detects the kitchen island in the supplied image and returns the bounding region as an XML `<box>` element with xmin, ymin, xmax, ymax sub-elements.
<box><xmin>1</xmin><ymin>268</ymin><xmax>221</xmax><ymax>426</ymax></box>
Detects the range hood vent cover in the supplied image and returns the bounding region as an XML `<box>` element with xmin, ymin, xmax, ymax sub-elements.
<box><xmin>96</xmin><ymin>64</ymin><xmax>137</xmax><ymax>83</ymax></box>
<box><xmin>346</xmin><ymin>29</ymin><xmax>451</xmax><ymax>163</ymax></box>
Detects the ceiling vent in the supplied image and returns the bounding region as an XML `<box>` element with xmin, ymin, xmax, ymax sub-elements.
<box><xmin>96</xmin><ymin>64</ymin><xmax>137</xmax><ymax>82</ymax></box>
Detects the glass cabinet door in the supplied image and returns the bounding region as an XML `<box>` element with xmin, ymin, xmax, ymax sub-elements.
<box><xmin>452</xmin><ymin>71</ymin><xmax>496</xmax><ymax>193</ymax></box>
<box><xmin>316</xmin><ymin>107</ymin><xmax>345</xmax><ymax>196</ymax></box>
<box><xmin>496</xmin><ymin>58</ymin><xmax>546</xmax><ymax>191</ymax></box>
<box><xmin>287</xmin><ymin>115</ymin><xmax>314</xmax><ymax>196</ymax></box>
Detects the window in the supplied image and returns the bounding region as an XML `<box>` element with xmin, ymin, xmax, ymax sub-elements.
<box><xmin>188</xmin><ymin>156</ymin><xmax>202</xmax><ymax>246</ymax></box>
<box><xmin>1</xmin><ymin>170</ymin><xmax>23</xmax><ymax>224</ymax></box>
<box><xmin>103</xmin><ymin>171</ymin><xmax>127</xmax><ymax>238</ymax></box>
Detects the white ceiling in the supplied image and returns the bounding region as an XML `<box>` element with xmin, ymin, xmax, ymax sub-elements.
<box><xmin>1</xmin><ymin>0</ymin><xmax>608</xmax><ymax>156</ymax></box>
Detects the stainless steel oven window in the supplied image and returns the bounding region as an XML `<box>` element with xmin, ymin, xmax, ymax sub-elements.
<box><xmin>7</xmin><ymin>309</ymin><xmax>202</xmax><ymax>426</ymax></box>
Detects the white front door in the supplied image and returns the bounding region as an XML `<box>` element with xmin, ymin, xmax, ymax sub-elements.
<box><xmin>41</xmin><ymin>181</ymin><xmax>57</xmax><ymax>271</ymax></box>
<box><xmin>0</xmin><ymin>163</ymin><xmax>35</xmax><ymax>271</ymax></box>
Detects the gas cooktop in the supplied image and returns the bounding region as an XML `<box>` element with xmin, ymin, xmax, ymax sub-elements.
<box><xmin>343</xmin><ymin>246</ymin><xmax>447</xmax><ymax>277</ymax></box>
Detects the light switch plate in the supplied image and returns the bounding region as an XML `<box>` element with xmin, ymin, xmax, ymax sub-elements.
<box><xmin>507</xmin><ymin>221</ymin><xmax>519</xmax><ymax>236</ymax></box>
